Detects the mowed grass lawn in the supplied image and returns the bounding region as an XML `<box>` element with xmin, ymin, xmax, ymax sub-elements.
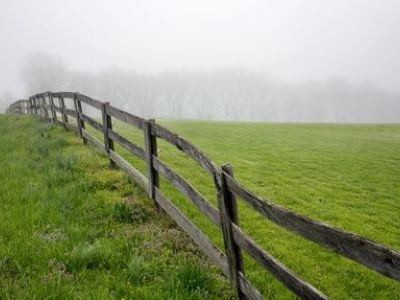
<box><xmin>102</xmin><ymin>118</ymin><xmax>400</xmax><ymax>299</ymax></box>
<box><xmin>0</xmin><ymin>115</ymin><xmax>235</xmax><ymax>300</ymax></box>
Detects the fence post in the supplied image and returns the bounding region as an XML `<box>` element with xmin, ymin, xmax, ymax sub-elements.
<box><xmin>101</xmin><ymin>102</ymin><xmax>115</xmax><ymax>167</ymax></box>
<box><xmin>58</xmin><ymin>95</ymin><xmax>68</xmax><ymax>129</ymax></box>
<box><xmin>29</xmin><ymin>97</ymin><xmax>33</xmax><ymax>115</ymax></box>
<box><xmin>33</xmin><ymin>96</ymin><xmax>38</xmax><ymax>116</ymax></box>
<box><xmin>27</xmin><ymin>97</ymin><xmax>32</xmax><ymax>115</ymax></box>
<box><xmin>73</xmin><ymin>93</ymin><xmax>83</xmax><ymax>138</ymax></box>
<box><xmin>75</xmin><ymin>95</ymin><xmax>87</xmax><ymax>145</ymax></box>
<box><xmin>144</xmin><ymin>119</ymin><xmax>160</xmax><ymax>206</ymax></box>
<box><xmin>38</xmin><ymin>96</ymin><xmax>44</xmax><ymax>118</ymax></box>
<box><xmin>41</xmin><ymin>95</ymin><xmax>49</xmax><ymax>121</ymax></box>
<box><xmin>23</xmin><ymin>100</ymin><xmax>28</xmax><ymax>114</ymax></box>
<box><xmin>48</xmin><ymin>92</ymin><xmax>57</xmax><ymax>123</ymax></box>
<box><xmin>219</xmin><ymin>164</ymin><xmax>245</xmax><ymax>299</ymax></box>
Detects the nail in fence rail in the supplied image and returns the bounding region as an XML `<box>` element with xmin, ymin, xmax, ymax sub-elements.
<box><xmin>6</xmin><ymin>93</ymin><xmax>400</xmax><ymax>300</ymax></box>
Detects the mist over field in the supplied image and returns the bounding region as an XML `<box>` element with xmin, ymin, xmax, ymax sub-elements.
<box><xmin>1</xmin><ymin>0</ymin><xmax>400</xmax><ymax>122</ymax></box>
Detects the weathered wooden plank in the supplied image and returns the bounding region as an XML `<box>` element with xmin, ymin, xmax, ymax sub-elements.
<box><xmin>109</xmin><ymin>150</ymin><xmax>149</xmax><ymax>193</ymax></box>
<box><xmin>33</xmin><ymin>96</ymin><xmax>38</xmax><ymax>115</ymax></box>
<box><xmin>48</xmin><ymin>92</ymin><xmax>57</xmax><ymax>123</ymax></box>
<box><xmin>232</xmin><ymin>224</ymin><xmax>327</xmax><ymax>300</ymax></box>
<box><xmin>108</xmin><ymin>129</ymin><xmax>146</xmax><ymax>160</ymax></box>
<box><xmin>72</xmin><ymin>93</ymin><xmax>83</xmax><ymax>137</ymax></box>
<box><xmin>218</xmin><ymin>164</ymin><xmax>245</xmax><ymax>298</ymax></box>
<box><xmin>101</xmin><ymin>103</ymin><xmax>113</xmax><ymax>152</ymax></box>
<box><xmin>55</xmin><ymin>119</ymin><xmax>64</xmax><ymax>127</ymax></box>
<box><xmin>238</xmin><ymin>272</ymin><xmax>264</xmax><ymax>300</ymax></box>
<box><xmin>35</xmin><ymin>92</ymin><xmax>48</xmax><ymax>98</ymax></box>
<box><xmin>58</xmin><ymin>96</ymin><xmax>68</xmax><ymax>126</ymax></box>
<box><xmin>106</xmin><ymin>105</ymin><xmax>145</xmax><ymax>129</ymax></box>
<box><xmin>152</xmin><ymin>123</ymin><xmax>221</xmax><ymax>190</ymax></box>
<box><xmin>39</xmin><ymin>96</ymin><xmax>50</xmax><ymax>121</ymax></box>
<box><xmin>36</xmin><ymin>96</ymin><xmax>44</xmax><ymax>118</ymax></box>
<box><xmin>225</xmin><ymin>174</ymin><xmax>400</xmax><ymax>281</ymax></box>
<box><xmin>152</xmin><ymin>156</ymin><xmax>220</xmax><ymax>225</ymax></box>
<box><xmin>144</xmin><ymin>120</ymin><xmax>159</xmax><ymax>202</ymax></box>
<box><xmin>82</xmin><ymin>129</ymin><xmax>106</xmax><ymax>153</ymax></box>
<box><xmin>41</xmin><ymin>97</ymin><xmax>48</xmax><ymax>119</ymax></box>
<box><xmin>79</xmin><ymin>113</ymin><xmax>104</xmax><ymax>132</ymax></box>
<box><xmin>55</xmin><ymin>91</ymin><xmax>75</xmax><ymax>99</ymax></box>
<box><xmin>64</xmin><ymin>122</ymin><xmax>80</xmax><ymax>135</ymax></box>
<box><xmin>102</xmin><ymin>103</ymin><xmax>115</xmax><ymax>167</ymax></box>
<box><xmin>62</xmin><ymin>107</ymin><xmax>76</xmax><ymax>118</ymax></box>
<box><xmin>75</xmin><ymin>93</ymin><xmax>103</xmax><ymax>109</ymax></box>
<box><xmin>75</xmin><ymin>97</ymin><xmax>87</xmax><ymax>144</ymax></box>
<box><xmin>53</xmin><ymin>105</ymin><xmax>62</xmax><ymax>113</ymax></box>
<box><xmin>27</xmin><ymin>98</ymin><xmax>33</xmax><ymax>115</ymax></box>
<box><xmin>154</xmin><ymin>188</ymin><xmax>228</xmax><ymax>273</ymax></box>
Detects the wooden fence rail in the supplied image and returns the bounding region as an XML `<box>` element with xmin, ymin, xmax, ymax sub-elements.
<box><xmin>6</xmin><ymin>92</ymin><xmax>400</xmax><ymax>300</ymax></box>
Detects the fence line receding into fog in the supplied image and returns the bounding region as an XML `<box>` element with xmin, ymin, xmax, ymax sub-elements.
<box><xmin>6</xmin><ymin>92</ymin><xmax>400</xmax><ymax>300</ymax></box>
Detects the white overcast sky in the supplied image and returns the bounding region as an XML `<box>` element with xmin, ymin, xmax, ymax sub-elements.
<box><xmin>1</xmin><ymin>0</ymin><xmax>400</xmax><ymax>95</ymax></box>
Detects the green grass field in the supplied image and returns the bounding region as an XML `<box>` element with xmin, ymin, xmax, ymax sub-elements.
<box><xmin>104</xmin><ymin>119</ymin><xmax>400</xmax><ymax>299</ymax></box>
<box><xmin>0</xmin><ymin>115</ymin><xmax>234</xmax><ymax>300</ymax></box>
<box><xmin>2</xmin><ymin>114</ymin><xmax>399</xmax><ymax>299</ymax></box>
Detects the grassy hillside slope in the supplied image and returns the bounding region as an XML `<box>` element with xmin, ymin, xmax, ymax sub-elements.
<box><xmin>0</xmin><ymin>115</ymin><xmax>234</xmax><ymax>300</ymax></box>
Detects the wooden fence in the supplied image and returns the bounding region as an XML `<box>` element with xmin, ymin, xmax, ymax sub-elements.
<box><xmin>7</xmin><ymin>92</ymin><xmax>400</xmax><ymax>300</ymax></box>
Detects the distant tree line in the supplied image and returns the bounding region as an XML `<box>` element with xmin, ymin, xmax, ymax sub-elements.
<box><xmin>19</xmin><ymin>52</ymin><xmax>400</xmax><ymax>123</ymax></box>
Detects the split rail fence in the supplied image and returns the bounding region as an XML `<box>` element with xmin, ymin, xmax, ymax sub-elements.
<box><xmin>7</xmin><ymin>92</ymin><xmax>400</xmax><ymax>300</ymax></box>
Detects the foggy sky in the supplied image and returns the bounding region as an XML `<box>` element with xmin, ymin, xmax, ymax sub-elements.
<box><xmin>1</xmin><ymin>0</ymin><xmax>400</xmax><ymax>97</ymax></box>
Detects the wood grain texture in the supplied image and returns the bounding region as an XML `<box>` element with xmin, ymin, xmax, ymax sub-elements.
<box><xmin>55</xmin><ymin>91</ymin><xmax>75</xmax><ymax>99</ymax></box>
<box><xmin>82</xmin><ymin>129</ymin><xmax>106</xmax><ymax>154</ymax></box>
<box><xmin>238</xmin><ymin>272</ymin><xmax>264</xmax><ymax>300</ymax></box>
<box><xmin>58</xmin><ymin>96</ymin><xmax>68</xmax><ymax>126</ymax></box>
<box><xmin>144</xmin><ymin>120</ymin><xmax>159</xmax><ymax>201</ymax></box>
<box><xmin>152</xmin><ymin>123</ymin><xmax>221</xmax><ymax>190</ymax></box>
<box><xmin>108</xmin><ymin>129</ymin><xmax>146</xmax><ymax>160</ymax></box>
<box><xmin>152</xmin><ymin>156</ymin><xmax>220</xmax><ymax>225</ymax></box>
<box><xmin>219</xmin><ymin>165</ymin><xmax>245</xmax><ymax>298</ymax></box>
<box><xmin>75</xmin><ymin>93</ymin><xmax>103</xmax><ymax>109</ymax></box>
<box><xmin>225</xmin><ymin>173</ymin><xmax>400</xmax><ymax>281</ymax></box>
<box><xmin>79</xmin><ymin>113</ymin><xmax>104</xmax><ymax>132</ymax></box>
<box><xmin>48</xmin><ymin>92</ymin><xmax>57</xmax><ymax>123</ymax></box>
<box><xmin>109</xmin><ymin>150</ymin><xmax>149</xmax><ymax>193</ymax></box>
<box><xmin>232</xmin><ymin>224</ymin><xmax>327</xmax><ymax>300</ymax></box>
<box><xmin>154</xmin><ymin>188</ymin><xmax>228</xmax><ymax>273</ymax></box>
<box><xmin>75</xmin><ymin>98</ymin><xmax>87</xmax><ymax>144</ymax></box>
<box><xmin>106</xmin><ymin>105</ymin><xmax>145</xmax><ymax>129</ymax></box>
